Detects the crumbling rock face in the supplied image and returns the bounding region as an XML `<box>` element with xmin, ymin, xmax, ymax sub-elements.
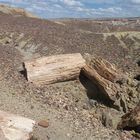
<box><xmin>118</xmin><ymin>103</ymin><xmax>140</xmax><ymax>133</ymax></box>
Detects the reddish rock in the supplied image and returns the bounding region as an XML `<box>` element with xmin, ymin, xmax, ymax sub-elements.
<box><xmin>38</xmin><ymin>120</ymin><xmax>49</xmax><ymax>128</ymax></box>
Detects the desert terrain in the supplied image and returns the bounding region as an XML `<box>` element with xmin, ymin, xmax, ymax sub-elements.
<box><xmin>0</xmin><ymin>4</ymin><xmax>140</xmax><ymax>140</ymax></box>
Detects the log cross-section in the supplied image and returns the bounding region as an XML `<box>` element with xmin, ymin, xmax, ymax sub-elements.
<box><xmin>24</xmin><ymin>53</ymin><xmax>86</xmax><ymax>85</ymax></box>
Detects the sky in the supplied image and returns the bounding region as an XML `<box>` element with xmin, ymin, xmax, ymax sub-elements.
<box><xmin>0</xmin><ymin>0</ymin><xmax>140</xmax><ymax>18</ymax></box>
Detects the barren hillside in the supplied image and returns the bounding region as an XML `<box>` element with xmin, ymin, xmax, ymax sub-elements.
<box><xmin>0</xmin><ymin>5</ymin><xmax>140</xmax><ymax>140</ymax></box>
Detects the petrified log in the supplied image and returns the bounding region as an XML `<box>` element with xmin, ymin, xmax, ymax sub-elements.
<box><xmin>84</xmin><ymin>54</ymin><xmax>125</xmax><ymax>83</ymax></box>
<box><xmin>24</xmin><ymin>53</ymin><xmax>86</xmax><ymax>85</ymax></box>
<box><xmin>0</xmin><ymin>110</ymin><xmax>35</xmax><ymax>140</ymax></box>
<box><xmin>82</xmin><ymin>65</ymin><xmax>119</xmax><ymax>102</ymax></box>
<box><xmin>118</xmin><ymin>103</ymin><xmax>140</xmax><ymax>132</ymax></box>
<box><xmin>82</xmin><ymin>63</ymin><xmax>130</xmax><ymax>111</ymax></box>
<box><xmin>82</xmin><ymin>54</ymin><xmax>128</xmax><ymax>105</ymax></box>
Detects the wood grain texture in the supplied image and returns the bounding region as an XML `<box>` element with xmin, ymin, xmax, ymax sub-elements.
<box><xmin>24</xmin><ymin>53</ymin><xmax>86</xmax><ymax>85</ymax></box>
<box><xmin>84</xmin><ymin>54</ymin><xmax>125</xmax><ymax>83</ymax></box>
<box><xmin>82</xmin><ymin>65</ymin><xmax>119</xmax><ymax>102</ymax></box>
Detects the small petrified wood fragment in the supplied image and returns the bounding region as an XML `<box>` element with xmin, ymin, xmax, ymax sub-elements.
<box><xmin>0</xmin><ymin>110</ymin><xmax>35</xmax><ymax>140</ymax></box>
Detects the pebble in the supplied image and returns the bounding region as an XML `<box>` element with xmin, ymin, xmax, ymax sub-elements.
<box><xmin>131</xmin><ymin>80</ymin><xmax>138</xmax><ymax>87</ymax></box>
<box><xmin>89</xmin><ymin>99</ymin><xmax>97</xmax><ymax>107</ymax></box>
<box><xmin>38</xmin><ymin>120</ymin><xmax>49</xmax><ymax>128</ymax></box>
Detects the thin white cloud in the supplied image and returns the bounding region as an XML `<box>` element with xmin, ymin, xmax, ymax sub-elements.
<box><xmin>54</xmin><ymin>4</ymin><xmax>62</xmax><ymax>8</ymax></box>
<box><xmin>131</xmin><ymin>0</ymin><xmax>140</xmax><ymax>3</ymax></box>
<box><xmin>76</xmin><ymin>6</ymin><xmax>122</xmax><ymax>17</ymax></box>
<box><xmin>60</xmin><ymin>0</ymin><xmax>83</xmax><ymax>6</ymax></box>
<box><xmin>98</xmin><ymin>7</ymin><xmax>122</xmax><ymax>14</ymax></box>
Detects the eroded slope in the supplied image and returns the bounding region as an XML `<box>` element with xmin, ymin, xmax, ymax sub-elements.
<box><xmin>0</xmin><ymin>13</ymin><xmax>140</xmax><ymax>139</ymax></box>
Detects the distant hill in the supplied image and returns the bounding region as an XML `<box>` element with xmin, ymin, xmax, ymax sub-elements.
<box><xmin>0</xmin><ymin>4</ymin><xmax>36</xmax><ymax>18</ymax></box>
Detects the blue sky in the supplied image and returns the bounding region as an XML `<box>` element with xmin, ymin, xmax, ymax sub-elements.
<box><xmin>0</xmin><ymin>0</ymin><xmax>140</xmax><ymax>18</ymax></box>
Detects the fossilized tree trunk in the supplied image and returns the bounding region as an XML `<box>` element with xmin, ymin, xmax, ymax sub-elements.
<box><xmin>87</xmin><ymin>57</ymin><xmax>123</xmax><ymax>82</ymax></box>
<box><xmin>84</xmin><ymin>54</ymin><xmax>125</xmax><ymax>83</ymax></box>
<box><xmin>24</xmin><ymin>53</ymin><xmax>86</xmax><ymax>85</ymax></box>
<box><xmin>82</xmin><ymin>65</ymin><xmax>120</xmax><ymax>102</ymax></box>
<box><xmin>0</xmin><ymin>110</ymin><xmax>35</xmax><ymax>140</ymax></box>
<box><xmin>82</xmin><ymin>54</ymin><xmax>126</xmax><ymax>102</ymax></box>
<box><xmin>24</xmin><ymin>53</ymin><xmax>127</xmax><ymax>106</ymax></box>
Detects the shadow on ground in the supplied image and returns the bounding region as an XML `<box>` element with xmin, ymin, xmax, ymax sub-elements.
<box><xmin>79</xmin><ymin>72</ymin><xmax>113</xmax><ymax>107</ymax></box>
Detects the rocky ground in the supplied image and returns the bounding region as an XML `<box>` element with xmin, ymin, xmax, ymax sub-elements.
<box><xmin>0</xmin><ymin>10</ymin><xmax>140</xmax><ymax>140</ymax></box>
